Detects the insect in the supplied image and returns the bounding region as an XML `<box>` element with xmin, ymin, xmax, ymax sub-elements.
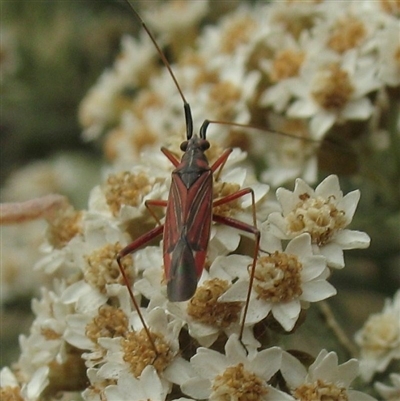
<box><xmin>116</xmin><ymin>0</ymin><xmax>261</xmax><ymax>344</ymax></box>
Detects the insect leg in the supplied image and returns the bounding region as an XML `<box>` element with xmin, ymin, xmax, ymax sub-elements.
<box><xmin>210</xmin><ymin>148</ymin><xmax>233</xmax><ymax>181</ymax></box>
<box><xmin>145</xmin><ymin>199</ymin><xmax>168</xmax><ymax>226</ymax></box>
<box><xmin>212</xmin><ymin>187</ymin><xmax>260</xmax><ymax>342</ymax></box>
<box><xmin>161</xmin><ymin>147</ymin><xmax>181</xmax><ymax>167</ymax></box>
<box><xmin>117</xmin><ymin>224</ymin><xmax>164</xmax><ymax>352</ymax></box>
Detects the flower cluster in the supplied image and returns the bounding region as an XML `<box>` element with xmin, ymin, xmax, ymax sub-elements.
<box><xmin>1</xmin><ymin>0</ymin><xmax>399</xmax><ymax>400</ymax></box>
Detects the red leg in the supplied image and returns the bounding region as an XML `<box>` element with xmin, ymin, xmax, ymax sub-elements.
<box><xmin>210</xmin><ymin>148</ymin><xmax>233</xmax><ymax>180</ymax></box>
<box><xmin>145</xmin><ymin>199</ymin><xmax>168</xmax><ymax>226</ymax></box>
<box><xmin>161</xmin><ymin>146</ymin><xmax>181</xmax><ymax>167</ymax></box>
<box><xmin>212</xmin><ymin>187</ymin><xmax>260</xmax><ymax>342</ymax></box>
<box><xmin>117</xmin><ymin>224</ymin><xmax>164</xmax><ymax>351</ymax></box>
<box><xmin>213</xmin><ymin>187</ymin><xmax>257</xmax><ymax>227</ymax></box>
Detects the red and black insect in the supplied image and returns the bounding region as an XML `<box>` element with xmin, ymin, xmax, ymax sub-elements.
<box><xmin>117</xmin><ymin>1</ymin><xmax>261</xmax><ymax>341</ymax></box>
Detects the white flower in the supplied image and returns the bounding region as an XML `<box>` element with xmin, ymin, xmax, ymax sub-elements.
<box><xmin>60</xmin><ymin>218</ymin><xmax>133</xmax><ymax>314</ymax></box>
<box><xmin>281</xmin><ymin>349</ymin><xmax>377</xmax><ymax>401</ymax></box>
<box><xmin>96</xmin><ymin>307</ymin><xmax>188</xmax><ymax>393</ymax></box>
<box><xmin>64</xmin><ymin>284</ymin><xmax>132</xmax><ymax>366</ymax></box>
<box><xmin>375</xmin><ymin>373</ymin><xmax>400</xmax><ymax>401</ymax></box>
<box><xmin>17</xmin><ymin>282</ymin><xmax>72</xmax><ymax>384</ymax></box>
<box><xmin>167</xmin><ymin>261</ymin><xmax>258</xmax><ymax>348</ymax></box>
<box><xmin>181</xmin><ymin>334</ymin><xmax>290</xmax><ymax>401</ymax></box>
<box><xmin>79</xmin><ymin>32</ymin><xmax>156</xmax><ymax>140</ymax></box>
<box><xmin>287</xmin><ymin>50</ymin><xmax>381</xmax><ymax>138</ymax></box>
<box><xmin>219</xmin><ymin>232</ymin><xmax>335</xmax><ymax>332</ymax></box>
<box><xmin>267</xmin><ymin>174</ymin><xmax>370</xmax><ymax>268</ymax></box>
<box><xmin>355</xmin><ymin>290</ymin><xmax>400</xmax><ymax>381</ymax></box>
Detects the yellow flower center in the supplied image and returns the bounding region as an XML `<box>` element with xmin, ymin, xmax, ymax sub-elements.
<box><xmin>312</xmin><ymin>64</ymin><xmax>354</xmax><ymax>111</ymax></box>
<box><xmin>254</xmin><ymin>251</ymin><xmax>303</xmax><ymax>303</ymax></box>
<box><xmin>327</xmin><ymin>16</ymin><xmax>367</xmax><ymax>54</ymax></box>
<box><xmin>84</xmin><ymin>243</ymin><xmax>133</xmax><ymax>293</ymax></box>
<box><xmin>104</xmin><ymin>171</ymin><xmax>152</xmax><ymax>216</ymax></box>
<box><xmin>122</xmin><ymin>329</ymin><xmax>174</xmax><ymax>377</ymax></box>
<box><xmin>286</xmin><ymin>193</ymin><xmax>347</xmax><ymax>246</ymax></box>
<box><xmin>221</xmin><ymin>16</ymin><xmax>256</xmax><ymax>54</ymax></box>
<box><xmin>85</xmin><ymin>305</ymin><xmax>129</xmax><ymax>344</ymax></box>
<box><xmin>211</xmin><ymin>363</ymin><xmax>268</xmax><ymax>401</ymax></box>
<box><xmin>294</xmin><ymin>379</ymin><xmax>349</xmax><ymax>401</ymax></box>
<box><xmin>0</xmin><ymin>386</ymin><xmax>24</xmax><ymax>401</ymax></box>
<box><xmin>270</xmin><ymin>49</ymin><xmax>305</xmax><ymax>82</ymax></box>
<box><xmin>187</xmin><ymin>279</ymin><xmax>242</xmax><ymax>328</ymax></box>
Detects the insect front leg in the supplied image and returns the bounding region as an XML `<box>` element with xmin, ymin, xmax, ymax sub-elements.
<box><xmin>210</xmin><ymin>147</ymin><xmax>233</xmax><ymax>181</ymax></box>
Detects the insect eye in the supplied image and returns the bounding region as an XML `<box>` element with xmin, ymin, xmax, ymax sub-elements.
<box><xmin>180</xmin><ymin>141</ymin><xmax>188</xmax><ymax>151</ymax></box>
<box><xmin>200</xmin><ymin>140</ymin><xmax>210</xmax><ymax>151</ymax></box>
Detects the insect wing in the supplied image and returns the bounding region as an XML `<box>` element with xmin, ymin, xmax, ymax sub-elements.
<box><xmin>163</xmin><ymin>170</ymin><xmax>213</xmax><ymax>301</ymax></box>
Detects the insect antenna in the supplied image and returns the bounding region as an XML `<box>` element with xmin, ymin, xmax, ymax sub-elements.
<box><xmin>122</xmin><ymin>0</ymin><xmax>193</xmax><ymax>139</ymax></box>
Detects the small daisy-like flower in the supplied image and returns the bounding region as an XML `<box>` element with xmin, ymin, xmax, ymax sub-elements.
<box><xmin>281</xmin><ymin>349</ymin><xmax>377</xmax><ymax>401</ymax></box>
<box><xmin>64</xmin><ymin>284</ymin><xmax>132</xmax><ymax>366</ymax></box>
<box><xmin>79</xmin><ymin>33</ymin><xmax>157</xmax><ymax>141</ymax></box>
<box><xmin>96</xmin><ymin>307</ymin><xmax>188</xmax><ymax>392</ymax></box>
<box><xmin>355</xmin><ymin>290</ymin><xmax>400</xmax><ymax>382</ymax></box>
<box><xmin>167</xmin><ymin>262</ymin><xmax>258</xmax><ymax>348</ymax></box>
<box><xmin>267</xmin><ymin>174</ymin><xmax>370</xmax><ymax>268</ymax></box>
<box><xmin>375</xmin><ymin>373</ymin><xmax>400</xmax><ymax>401</ymax></box>
<box><xmin>219</xmin><ymin>232</ymin><xmax>335</xmax><ymax>332</ymax></box>
<box><xmin>181</xmin><ymin>334</ymin><xmax>290</xmax><ymax>401</ymax></box>
<box><xmin>17</xmin><ymin>282</ymin><xmax>74</xmax><ymax>383</ymax></box>
<box><xmin>287</xmin><ymin>50</ymin><xmax>381</xmax><ymax>138</ymax></box>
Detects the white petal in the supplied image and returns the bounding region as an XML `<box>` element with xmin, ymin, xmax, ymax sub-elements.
<box><xmin>300</xmin><ymin>256</ymin><xmax>327</xmax><ymax>282</ymax></box>
<box><xmin>265</xmin><ymin>384</ymin><xmax>297</xmax><ymax>400</ymax></box>
<box><xmin>218</xmin><ymin>280</ymin><xmax>249</xmax><ymax>302</ymax></box>
<box><xmin>315</xmin><ymin>175</ymin><xmax>341</xmax><ymax>199</ymax></box>
<box><xmin>164</xmin><ymin>358</ymin><xmax>195</xmax><ymax>386</ymax></box>
<box><xmin>60</xmin><ymin>281</ymin><xmax>90</xmax><ymax>304</ymax></box>
<box><xmin>225</xmin><ymin>334</ymin><xmax>248</xmax><ymax>364</ymax></box>
<box><xmin>267</xmin><ymin>213</ymin><xmax>289</xmax><ymax>238</ymax></box>
<box><xmin>293</xmin><ymin>178</ymin><xmax>314</xmax><ymax>200</ymax></box>
<box><xmin>281</xmin><ymin>351</ymin><xmax>307</xmax><ymax>388</ymax></box>
<box><xmin>181</xmin><ymin>378</ymin><xmax>211</xmax><ymax>399</ymax></box>
<box><xmin>336</xmin><ymin>359</ymin><xmax>359</xmax><ymax>387</ymax></box>
<box><xmin>275</xmin><ymin>187</ymin><xmax>297</xmax><ymax>215</ymax></box>
<box><xmin>348</xmin><ymin>390</ymin><xmax>378</xmax><ymax>401</ymax></box>
<box><xmin>311</xmin><ymin>351</ymin><xmax>338</xmax><ymax>381</ymax></box>
<box><xmin>251</xmin><ymin>347</ymin><xmax>282</xmax><ymax>380</ymax></box>
<box><xmin>141</xmin><ymin>365</ymin><xmax>168</xmax><ymax>399</ymax></box>
<box><xmin>341</xmin><ymin>98</ymin><xmax>373</xmax><ymax>120</ymax></box>
<box><xmin>310</xmin><ymin>111</ymin><xmax>336</xmax><ymax>139</ymax></box>
<box><xmin>287</xmin><ymin>98</ymin><xmax>319</xmax><ymax>118</ymax></box>
<box><xmin>337</xmin><ymin>190</ymin><xmax>360</xmax><ymax>223</ymax></box>
<box><xmin>286</xmin><ymin>233</ymin><xmax>312</xmax><ymax>258</ymax></box>
<box><xmin>301</xmin><ymin>280</ymin><xmax>336</xmax><ymax>302</ymax></box>
<box><xmin>318</xmin><ymin>242</ymin><xmax>345</xmax><ymax>269</ymax></box>
<box><xmin>244</xmin><ymin>297</ymin><xmax>272</xmax><ymax>324</ymax></box>
<box><xmin>272</xmin><ymin>301</ymin><xmax>301</xmax><ymax>331</ymax></box>
<box><xmin>26</xmin><ymin>366</ymin><xmax>49</xmax><ymax>399</ymax></box>
<box><xmin>334</xmin><ymin>230</ymin><xmax>370</xmax><ymax>250</ymax></box>
<box><xmin>191</xmin><ymin>349</ymin><xmax>227</xmax><ymax>380</ymax></box>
